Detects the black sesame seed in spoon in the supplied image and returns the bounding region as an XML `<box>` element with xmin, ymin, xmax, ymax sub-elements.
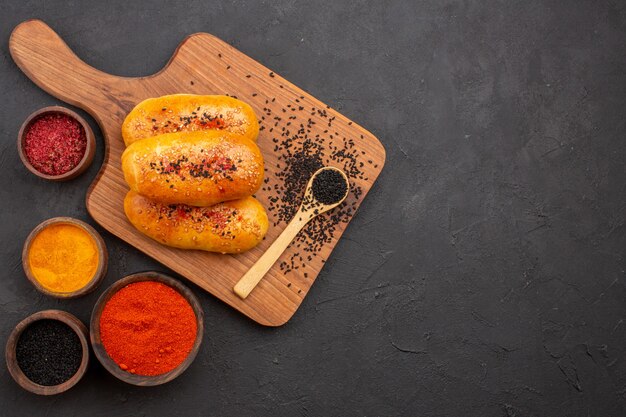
<box><xmin>312</xmin><ymin>169</ymin><xmax>348</xmax><ymax>205</ymax></box>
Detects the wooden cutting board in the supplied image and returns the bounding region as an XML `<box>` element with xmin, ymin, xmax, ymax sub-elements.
<box><xmin>9</xmin><ymin>20</ymin><xmax>385</xmax><ymax>326</ymax></box>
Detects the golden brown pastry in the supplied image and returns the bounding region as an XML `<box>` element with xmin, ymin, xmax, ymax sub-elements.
<box><xmin>124</xmin><ymin>191</ymin><xmax>268</xmax><ymax>254</ymax></box>
<box><xmin>122</xmin><ymin>131</ymin><xmax>264</xmax><ymax>207</ymax></box>
<box><xmin>121</xmin><ymin>94</ymin><xmax>259</xmax><ymax>146</ymax></box>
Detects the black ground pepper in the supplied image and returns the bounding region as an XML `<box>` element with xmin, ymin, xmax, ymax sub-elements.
<box><xmin>312</xmin><ymin>169</ymin><xmax>348</xmax><ymax>205</ymax></box>
<box><xmin>16</xmin><ymin>319</ymin><xmax>82</xmax><ymax>386</ymax></box>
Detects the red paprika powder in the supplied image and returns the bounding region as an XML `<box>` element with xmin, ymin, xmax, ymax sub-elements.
<box><xmin>23</xmin><ymin>113</ymin><xmax>86</xmax><ymax>176</ymax></box>
<box><xmin>99</xmin><ymin>281</ymin><xmax>197</xmax><ymax>376</ymax></box>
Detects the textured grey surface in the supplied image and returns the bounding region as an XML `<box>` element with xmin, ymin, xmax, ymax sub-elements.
<box><xmin>1</xmin><ymin>1</ymin><xmax>625</xmax><ymax>416</ymax></box>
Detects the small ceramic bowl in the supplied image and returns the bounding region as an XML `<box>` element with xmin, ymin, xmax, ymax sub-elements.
<box><xmin>5</xmin><ymin>310</ymin><xmax>90</xmax><ymax>395</ymax></box>
<box><xmin>90</xmin><ymin>271</ymin><xmax>204</xmax><ymax>386</ymax></box>
<box><xmin>17</xmin><ymin>106</ymin><xmax>95</xmax><ymax>181</ymax></box>
<box><xmin>22</xmin><ymin>217</ymin><xmax>108</xmax><ymax>298</ymax></box>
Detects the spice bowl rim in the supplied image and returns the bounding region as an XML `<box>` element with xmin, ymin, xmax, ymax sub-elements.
<box><xmin>90</xmin><ymin>271</ymin><xmax>204</xmax><ymax>387</ymax></box>
<box><xmin>22</xmin><ymin>216</ymin><xmax>108</xmax><ymax>299</ymax></box>
<box><xmin>5</xmin><ymin>309</ymin><xmax>90</xmax><ymax>395</ymax></box>
<box><xmin>17</xmin><ymin>105</ymin><xmax>96</xmax><ymax>181</ymax></box>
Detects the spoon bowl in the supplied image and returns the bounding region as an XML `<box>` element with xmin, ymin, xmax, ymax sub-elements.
<box><xmin>295</xmin><ymin>166</ymin><xmax>350</xmax><ymax>220</ymax></box>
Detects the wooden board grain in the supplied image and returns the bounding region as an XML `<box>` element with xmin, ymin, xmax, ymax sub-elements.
<box><xmin>9</xmin><ymin>20</ymin><xmax>385</xmax><ymax>326</ymax></box>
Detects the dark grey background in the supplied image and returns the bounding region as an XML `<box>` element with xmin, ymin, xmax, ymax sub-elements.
<box><xmin>1</xmin><ymin>1</ymin><xmax>624</xmax><ymax>416</ymax></box>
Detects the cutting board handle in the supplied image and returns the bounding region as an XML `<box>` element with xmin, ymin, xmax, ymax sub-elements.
<box><xmin>9</xmin><ymin>19</ymin><xmax>129</xmax><ymax>117</ymax></box>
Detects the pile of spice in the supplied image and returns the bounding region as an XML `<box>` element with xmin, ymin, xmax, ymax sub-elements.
<box><xmin>16</xmin><ymin>319</ymin><xmax>83</xmax><ymax>386</ymax></box>
<box><xmin>312</xmin><ymin>169</ymin><xmax>348</xmax><ymax>205</ymax></box>
<box><xmin>23</xmin><ymin>113</ymin><xmax>87</xmax><ymax>176</ymax></box>
<box><xmin>257</xmin><ymin>97</ymin><xmax>371</xmax><ymax>274</ymax></box>
<box><xmin>28</xmin><ymin>224</ymin><xmax>99</xmax><ymax>294</ymax></box>
<box><xmin>99</xmin><ymin>281</ymin><xmax>197</xmax><ymax>376</ymax></box>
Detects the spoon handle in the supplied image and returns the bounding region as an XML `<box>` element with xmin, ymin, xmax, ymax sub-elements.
<box><xmin>234</xmin><ymin>214</ymin><xmax>308</xmax><ymax>299</ymax></box>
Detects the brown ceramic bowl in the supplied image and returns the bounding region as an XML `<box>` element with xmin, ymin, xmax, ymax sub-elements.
<box><xmin>22</xmin><ymin>217</ymin><xmax>108</xmax><ymax>298</ymax></box>
<box><xmin>90</xmin><ymin>272</ymin><xmax>204</xmax><ymax>386</ymax></box>
<box><xmin>17</xmin><ymin>106</ymin><xmax>95</xmax><ymax>181</ymax></box>
<box><xmin>5</xmin><ymin>310</ymin><xmax>90</xmax><ymax>395</ymax></box>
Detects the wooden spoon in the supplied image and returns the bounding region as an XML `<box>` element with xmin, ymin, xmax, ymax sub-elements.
<box><xmin>234</xmin><ymin>167</ymin><xmax>350</xmax><ymax>299</ymax></box>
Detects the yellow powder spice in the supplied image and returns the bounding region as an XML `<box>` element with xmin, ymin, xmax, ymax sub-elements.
<box><xmin>28</xmin><ymin>224</ymin><xmax>99</xmax><ymax>293</ymax></box>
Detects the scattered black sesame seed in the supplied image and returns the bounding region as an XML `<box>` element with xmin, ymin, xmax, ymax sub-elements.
<box><xmin>256</xmin><ymin>93</ymin><xmax>367</xmax><ymax>275</ymax></box>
